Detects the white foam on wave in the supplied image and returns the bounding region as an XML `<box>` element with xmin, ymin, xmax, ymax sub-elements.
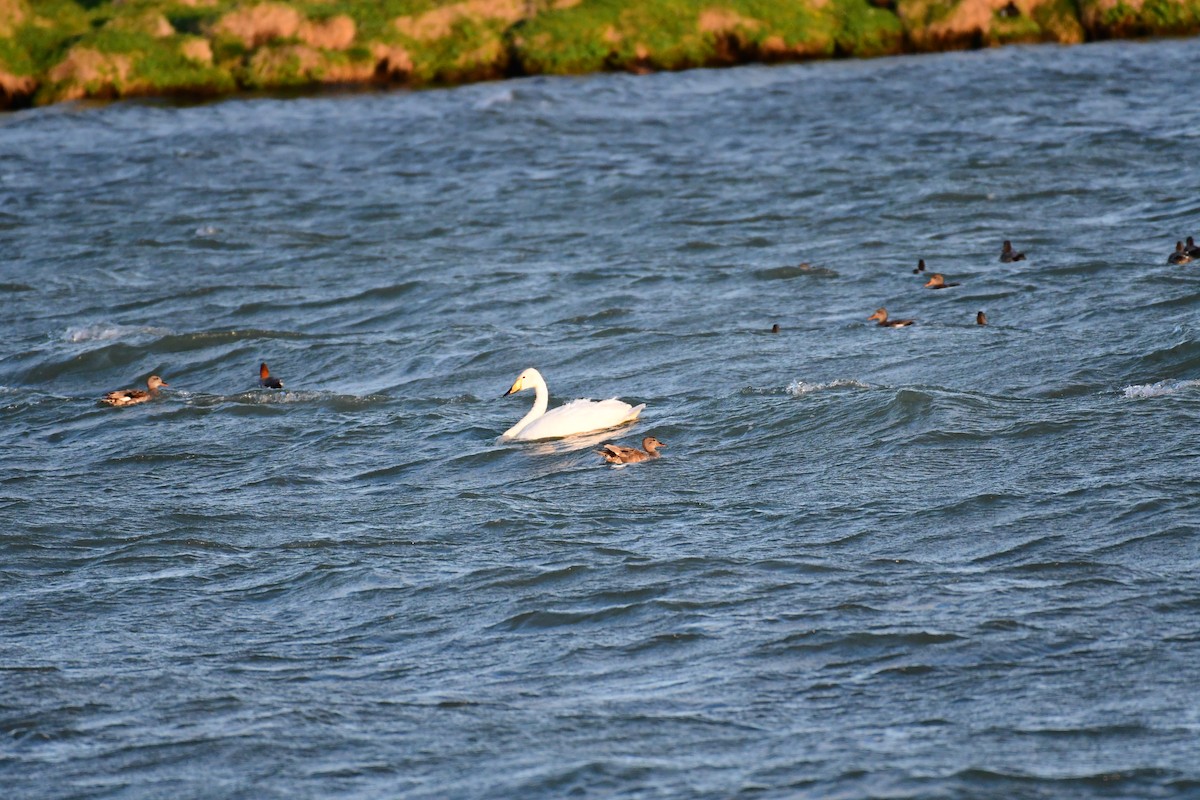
<box><xmin>64</xmin><ymin>323</ymin><xmax>169</xmax><ymax>343</ymax></box>
<box><xmin>787</xmin><ymin>379</ymin><xmax>870</xmax><ymax>396</ymax></box>
<box><xmin>475</xmin><ymin>89</ymin><xmax>514</xmax><ymax>109</ymax></box>
<box><xmin>1121</xmin><ymin>379</ymin><xmax>1200</xmax><ymax>399</ymax></box>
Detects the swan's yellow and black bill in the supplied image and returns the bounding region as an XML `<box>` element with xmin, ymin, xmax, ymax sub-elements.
<box><xmin>502</xmin><ymin>376</ymin><xmax>523</xmax><ymax>397</ymax></box>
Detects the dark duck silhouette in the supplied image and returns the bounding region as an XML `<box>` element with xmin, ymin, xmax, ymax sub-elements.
<box><xmin>259</xmin><ymin>362</ymin><xmax>284</xmax><ymax>389</ymax></box>
<box><xmin>1000</xmin><ymin>240</ymin><xmax>1026</xmax><ymax>262</ymax></box>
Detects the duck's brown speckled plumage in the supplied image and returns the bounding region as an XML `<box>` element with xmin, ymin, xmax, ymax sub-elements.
<box><xmin>597</xmin><ymin>436</ymin><xmax>666</xmax><ymax>465</ymax></box>
<box><xmin>102</xmin><ymin>375</ymin><xmax>167</xmax><ymax>407</ymax></box>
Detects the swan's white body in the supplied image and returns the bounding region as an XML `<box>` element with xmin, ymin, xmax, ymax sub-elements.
<box><xmin>501</xmin><ymin>368</ymin><xmax>645</xmax><ymax>441</ymax></box>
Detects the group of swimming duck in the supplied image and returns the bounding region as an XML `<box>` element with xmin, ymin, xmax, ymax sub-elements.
<box><xmin>99</xmin><ymin>235</ymin><xmax>1196</xmax><ymax>465</ymax></box>
<box><xmin>102</xmin><ymin>360</ymin><xmax>661</xmax><ymax>464</ymax></box>
<box><xmin>101</xmin><ymin>363</ymin><xmax>282</xmax><ymax>407</ymax></box>
<box><xmin>856</xmin><ymin>239</ymin><xmax>1024</xmax><ymax>330</ymax></box>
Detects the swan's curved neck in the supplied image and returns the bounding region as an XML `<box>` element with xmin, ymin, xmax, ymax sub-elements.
<box><xmin>503</xmin><ymin>373</ymin><xmax>548</xmax><ymax>438</ymax></box>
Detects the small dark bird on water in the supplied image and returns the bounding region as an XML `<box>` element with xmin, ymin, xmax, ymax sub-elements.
<box><xmin>1185</xmin><ymin>236</ymin><xmax>1200</xmax><ymax>257</ymax></box>
<box><xmin>770</xmin><ymin>323</ymin><xmax>780</xmax><ymax>333</ymax></box>
<box><xmin>976</xmin><ymin>311</ymin><xmax>988</xmax><ymax>326</ymax></box>
<box><xmin>913</xmin><ymin>259</ymin><xmax>926</xmax><ymax>274</ymax></box>
<box><xmin>998</xmin><ymin>1</ymin><xmax>1020</xmax><ymax>17</ymax></box>
<box><xmin>259</xmin><ymin>362</ymin><xmax>284</xmax><ymax>389</ymax></box>
<box><xmin>1000</xmin><ymin>240</ymin><xmax>1026</xmax><ymax>262</ymax></box>
<box><xmin>1168</xmin><ymin>241</ymin><xmax>1192</xmax><ymax>265</ymax></box>
<box><xmin>924</xmin><ymin>273</ymin><xmax>961</xmax><ymax>290</ymax></box>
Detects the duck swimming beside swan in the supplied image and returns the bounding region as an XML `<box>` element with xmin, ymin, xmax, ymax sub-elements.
<box><xmin>924</xmin><ymin>273</ymin><xmax>961</xmax><ymax>289</ymax></box>
<box><xmin>102</xmin><ymin>375</ymin><xmax>168</xmax><ymax>407</ymax></box>
<box><xmin>501</xmin><ymin>368</ymin><xmax>644</xmax><ymax>441</ymax></box>
<box><xmin>597</xmin><ymin>436</ymin><xmax>665</xmax><ymax>465</ymax></box>
<box><xmin>259</xmin><ymin>362</ymin><xmax>283</xmax><ymax>388</ymax></box>
<box><xmin>867</xmin><ymin>308</ymin><xmax>914</xmax><ymax>328</ymax></box>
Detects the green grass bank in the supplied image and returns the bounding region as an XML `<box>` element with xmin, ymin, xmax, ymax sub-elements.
<box><xmin>2</xmin><ymin>0</ymin><xmax>1198</xmax><ymax>109</ymax></box>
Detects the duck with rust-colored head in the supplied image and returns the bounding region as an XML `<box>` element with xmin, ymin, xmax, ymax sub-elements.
<box><xmin>102</xmin><ymin>375</ymin><xmax>168</xmax><ymax>407</ymax></box>
<box><xmin>597</xmin><ymin>436</ymin><xmax>666</xmax><ymax>465</ymax></box>
<box><xmin>1000</xmin><ymin>240</ymin><xmax>1026</xmax><ymax>262</ymax></box>
<box><xmin>259</xmin><ymin>362</ymin><xmax>284</xmax><ymax>389</ymax></box>
<box><xmin>867</xmin><ymin>308</ymin><xmax>914</xmax><ymax>328</ymax></box>
<box><xmin>924</xmin><ymin>273</ymin><xmax>961</xmax><ymax>290</ymax></box>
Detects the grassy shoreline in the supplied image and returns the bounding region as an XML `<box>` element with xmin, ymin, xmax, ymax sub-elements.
<box><xmin>2</xmin><ymin>0</ymin><xmax>1198</xmax><ymax>110</ymax></box>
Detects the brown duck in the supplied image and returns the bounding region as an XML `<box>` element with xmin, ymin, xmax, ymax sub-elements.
<box><xmin>924</xmin><ymin>273</ymin><xmax>961</xmax><ymax>289</ymax></box>
<box><xmin>1168</xmin><ymin>241</ymin><xmax>1193</xmax><ymax>265</ymax></box>
<box><xmin>976</xmin><ymin>311</ymin><xmax>988</xmax><ymax>326</ymax></box>
<box><xmin>867</xmin><ymin>308</ymin><xmax>914</xmax><ymax>328</ymax></box>
<box><xmin>597</xmin><ymin>436</ymin><xmax>666</xmax><ymax>465</ymax></box>
<box><xmin>102</xmin><ymin>375</ymin><xmax>168</xmax><ymax>407</ymax></box>
<box><xmin>912</xmin><ymin>259</ymin><xmax>926</xmax><ymax>274</ymax></box>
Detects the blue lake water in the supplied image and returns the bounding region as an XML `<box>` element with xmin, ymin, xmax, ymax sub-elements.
<box><xmin>3</xmin><ymin>37</ymin><xmax>1200</xmax><ymax>799</ymax></box>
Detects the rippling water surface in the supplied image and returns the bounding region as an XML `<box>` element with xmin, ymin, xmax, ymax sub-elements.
<box><xmin>4</xmin><ymin>38</ymin><xmax>1200</xmax><ymax>799</ymax></box>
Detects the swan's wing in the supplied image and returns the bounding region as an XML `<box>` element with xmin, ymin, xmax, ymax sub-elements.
<box><xmin>514</xmin><ymin>398</ymin><xmax>644</xmax><ymax>440</ymax></box>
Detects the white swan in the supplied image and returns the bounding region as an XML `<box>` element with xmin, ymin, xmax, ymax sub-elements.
<box><xmin>501</xmin><ymin>368</ymin><xmax>645</xmax><ymax>441</ymax></box>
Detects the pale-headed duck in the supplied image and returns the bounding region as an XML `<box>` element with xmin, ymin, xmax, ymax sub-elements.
<box><xmin>102</xmin><ymin>375</ymin><xmax>168</xmax><ymax>407</ymax></box>
<box><xmin>868</xmin><ymin>308</ymin><xmax>914</xmax><ymax>328</ymax></box>
<box><xmin>597</xmin><ymin>436</ymin><xmax>666</xmax><ymax>465</ymax></box>
<box><xmin>924</xmin><ymin>273</ymin><xmax>961</xmax><ymax>289</ymax></box>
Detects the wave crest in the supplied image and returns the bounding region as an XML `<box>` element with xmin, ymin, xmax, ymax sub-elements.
<box><xmin>787</xmin><ymin>379</ymin><xmax>870</xmax><ymax>396</ymax></box>
<box><xmin>1122</xmin><ymin>379</ymin><xmax>1200</xmax><ymax>399</ymax></box>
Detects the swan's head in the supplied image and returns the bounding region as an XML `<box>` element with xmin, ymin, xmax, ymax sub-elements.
<box><xmin>147</xmin><ymin>375</ymin><xmax>168</xmax><ymax>390</ymax></box>
<box><xmin>924</xmin><ymin>274</ymin><xmax>945</xmax><ymax>288</ymax></box>
<box><xmin>503</xmin><ymin>367</ymin><xmax>543</xmax><ymax>397</ymax></box>
<box><xmin>867</xmin><ymin>308</ymin><xmax>888</xmax><ymax>323</ymax></box>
